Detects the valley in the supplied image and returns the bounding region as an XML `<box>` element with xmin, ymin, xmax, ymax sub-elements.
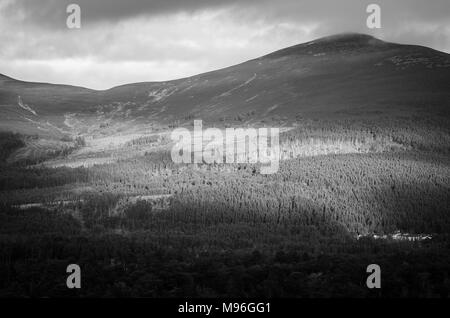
<box><xmin>1</xmin><ymin>33</ymin><xmax>450</xmax><ymax>297</ymax></box>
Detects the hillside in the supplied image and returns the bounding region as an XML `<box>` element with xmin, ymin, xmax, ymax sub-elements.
<box><xmin>2</xmin><ymin>33</ymin><xmax>450</xmax><ymax>298</ymax></box>
<box><xmin>0</xmin><ymin>33</ymin><xmax>449</xmax><ymax>140</ymax></box>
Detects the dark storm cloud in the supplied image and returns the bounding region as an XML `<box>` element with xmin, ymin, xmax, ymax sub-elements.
<box><xmin>4</xmin><ymin>0</ymin><xmax>259</xmax><ymax>27</ymax></box>
<box><xmin>4</xmin><ymin>0</ymin><xmax>449</xmax><ymax>28</ymax></box>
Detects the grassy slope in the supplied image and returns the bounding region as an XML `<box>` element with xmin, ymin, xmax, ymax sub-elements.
<box><xmin>1</xmin><ymin>33</ymin><xmax>449</xmax><ymax>140</ymax></box>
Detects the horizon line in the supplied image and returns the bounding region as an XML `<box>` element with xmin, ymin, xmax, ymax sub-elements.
<box><xmin>1</xmin><ymin>32</ymin><xmax>448</xmax><ymax>91</ymax></box>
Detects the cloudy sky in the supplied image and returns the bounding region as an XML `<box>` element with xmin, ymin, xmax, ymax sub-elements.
<box><xmin>0</xmin><ymin>0</ymin><xmax>449</xmax><ymax>89</ymax></box>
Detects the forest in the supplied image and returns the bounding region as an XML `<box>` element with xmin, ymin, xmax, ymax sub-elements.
<box><xmin>0</xmin><ymin>114</ymin><xmax>450</xmax><ymax>297</ymax></box>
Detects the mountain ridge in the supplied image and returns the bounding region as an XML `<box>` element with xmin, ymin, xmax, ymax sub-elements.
<box><xmin>0</xmin><ymin>33</ymin><xmax>449</xmax><ymax>138</ymax></box>
<box><xmin>1</xmin><ymin>33</ymin><xmax>448</xmax><ymax>90</ymax></box>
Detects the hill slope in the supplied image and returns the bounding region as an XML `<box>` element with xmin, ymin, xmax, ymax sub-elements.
<box><xmin>0</xmin><ymin>33</ymin><xmax>449</xmax><ymax>138</ymax></box>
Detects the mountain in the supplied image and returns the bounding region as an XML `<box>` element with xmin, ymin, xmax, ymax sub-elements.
<box><xmin>0</xmin><ymin>33</ymin><xmax>449</xmax><ymax>138</ymax></box>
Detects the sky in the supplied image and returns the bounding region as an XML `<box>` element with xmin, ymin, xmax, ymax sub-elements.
<box><xmin>0</xmin><ymin>0</ymin><xmax>449</xmax><ymax>90</ymax></box>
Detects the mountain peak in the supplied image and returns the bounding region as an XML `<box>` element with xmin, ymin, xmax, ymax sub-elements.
<box><xmin>264</xmin><ymin>33</ymin><xmax>387</xmax><ymax>59</ymax></box>
<box><xmin>313</xmin><ymin>33</ymin><xmax>381</xmax><ymax>44</ymax></box>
